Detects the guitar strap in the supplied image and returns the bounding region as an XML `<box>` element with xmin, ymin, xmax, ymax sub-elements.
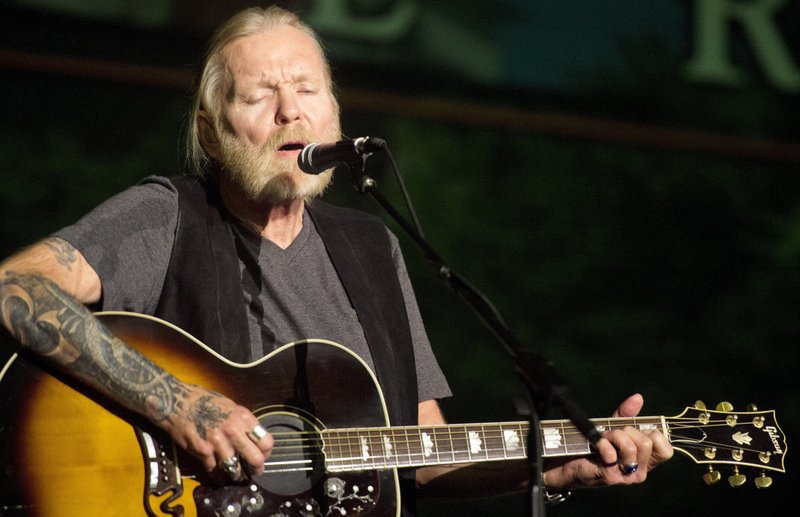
<box><xmin>154</xmin><ymin>176</ymin><xmax>418</xmax><ymax>431</ymax></box>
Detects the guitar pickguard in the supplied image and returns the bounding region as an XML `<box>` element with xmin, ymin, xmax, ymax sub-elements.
<box><xmin>142</xmin><ymin>406</ymin><xmax>386</xmax><ymax>517</ymax></box>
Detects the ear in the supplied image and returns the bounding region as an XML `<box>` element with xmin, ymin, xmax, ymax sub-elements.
<box><xmin>197</xmin><ymin>110</ymin><xmax>221</xmax><ymax>161</ymax></box>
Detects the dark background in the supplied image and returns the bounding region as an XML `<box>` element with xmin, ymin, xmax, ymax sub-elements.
<box><xmin>1</xmin><ymin>1</ymin><xmax>797</xmax><ymax>515</ymax></box>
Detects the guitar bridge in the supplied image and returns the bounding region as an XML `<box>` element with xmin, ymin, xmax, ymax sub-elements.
<box><xmin>136</xmin><ymin>427</ymin><xmax>186</xmax><ymax>516</ymax></box>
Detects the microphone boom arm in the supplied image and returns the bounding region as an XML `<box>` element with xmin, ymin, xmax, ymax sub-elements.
<box><xmin>345</xmin><ymin>151</ymin><xmax>602</xmax><ymax>516</ymax></box>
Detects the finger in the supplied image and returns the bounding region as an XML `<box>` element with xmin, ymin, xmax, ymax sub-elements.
<box><xmin>199</xmin><ymin>450</ymin><xmax>218</xmax><ymax>474</ymax></box>
<box><xmin>228</xmin><ymin>412</ymin><xmax>273</xmax><ymax>474</ymax></box>
<box><xmin>247</xmin><ymin>423</ymin><xmax>269</xmax><ymax>445</ymax></box>
<box><xmin>247</xmin><ymin>423</ymin><xmax>274</xmax><ymax>455</ymax></box>
<box><xmin>611</xmin><ymin>393</ymin><xmax>644</xmax><ymax>418</ymax></box>
<box><xmin>626</xmin><ymin>427</ymin><xmax>653</xmax><ymax>468</ymax></box>
<box><xmin>212</xmin><ymin>419</ymin><xmax>247</xmax><ymax>480</ymax></box>
<box><xmin>644</xmin><ymin>428</ymin><xmax>674</xmax><ymax>466</ymax></box>
<box><xmin>605</xmin><ymin>427</ymin><xmax>652</xmax><ymax>483</ymax></box>
<box><xmin>230</xmin><ymin>428</ymin><xmax>270</xmax><ymax>475</ymax></box>
<box><xmin>607</xmin><ymin>428</ymin><xmax>639</xmax><ymax>469</ymax></box>
<box><xmin>594</xmin><ymin>436</ymin><xmax>619</xmax><ymax>466</ymax></box>
<box><xmin>247</xmin><ymin>424</ymin><xmax>275</xmax><ymax>474</ymax></box>
<box><xmin>216</xmin><ymin>449</ymin><xmax>243</xmax><ymax>481</ymax></box>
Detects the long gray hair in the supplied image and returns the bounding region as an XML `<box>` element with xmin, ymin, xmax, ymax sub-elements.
<box><xmin>185</xmin><ymin>6</ymin><xmax>338</xmax><ymax>175</ymax></box>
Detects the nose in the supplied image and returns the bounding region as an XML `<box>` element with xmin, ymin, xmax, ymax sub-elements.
<box><xmin>275</xmin><ymin>89</ymin><xmax>300</xmax><ymax>125</ymax></box>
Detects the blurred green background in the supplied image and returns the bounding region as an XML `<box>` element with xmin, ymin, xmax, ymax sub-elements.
<box><xmin>1</xmin><ymin>1</ymin><xmax>797</xmax><ymax>515</ymax></box>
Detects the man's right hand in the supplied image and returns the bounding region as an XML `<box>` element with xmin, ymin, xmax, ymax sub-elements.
<box><xmin>156</xmin><ymin>382</ymin><xmax>274</xmax><ymax>478</ymax></box>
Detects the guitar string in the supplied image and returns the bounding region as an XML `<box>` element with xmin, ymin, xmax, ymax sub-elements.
<box><xmin>258</xmin><ymin>419</ymin><xmax>772</xmax><ymax>467</ymax></box>
<box><xmin>265</xmin><ymin>419</ymin><xmax>762</xmax><ymax>447</ymax></box>
<box><xmin>265</xmin><ymin>417</ymin><xmax>759</xmax><ymax>443</ymax></box>
<box><xmin>262</xmin><ymin>416</ymin><xmax>757</xmax><ymax>439</ymax></box>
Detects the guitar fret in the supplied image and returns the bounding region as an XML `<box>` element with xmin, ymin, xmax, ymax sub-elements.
<box><xmin>346</xmin><ymin>429</ymin><xmax>357</xmax><ymax>466</ymax></box>
<box><xmin>407</xmin><ymin>427</ymin><xmax>419</xmax><ymax>467</ymax></box>
<box><xmin>395</xmin><ymin>427</ymin><xmax>411</xmax><ymax>467</ymax></box>
<box><xmin>372</xmin><ymin>429</ymin><xmax>384</xmax><ymax>467</ymax></box>
<box><xmin>466</xmin><ymin>424</ymin><xmax>486</xmax><ymax>461</ymax></box>
<box><xmin>499</xmin><ymin>423</ymin><xmax>525</xmax><ymax>460</ymax></box>
<box><xmin>365</xmin><ymin>429</ymin><xmax>379</xmax><ymax>467</ymax></box>
<box><xmin>446</xmin><ymin>426</ymin><xmax>457</xmax><ymax>463</ymax></box>
<box><xmin>519</xmin><ymin>422</ymin><xmax>528</xmax><ymax>457</ymax></box>
<box><xmin>324</xmin><ymin>430</ymin><xmax>336</xmax><ymax>469</ymax></box>
<box><xmin>414</xmin><ymin>427</ymin><xmax>427</xmax><ymax>465</ymax></box>
<box><xmin>566</xmin><ymin>419</ymin><xmax>593</xmax><ymax>455</ymax></box>
<box><xmin>422</xmin><ymin>426</ymin><xmax>441</xmax><ymax>465</ymax></box>
<box><xmin>434</xmin><ymin>427</ymin><xmax>447</xmax><ymax>463</ymax></box>
<box><xmin>362</xmin><ymin>430</ymin><xmax>375</xmax><ymax>467</ymax></box>
<box><xmin>484</xmin><ymin>425</ymin><xmax>513</xmax><ymax>460</ymax></box>
<box><xmin>449</xmin><ymin>425</ymin><xmax>471</xmax><ymax>463</ymax></box>
<box><xmin>541</xmin><ymin>421</ymin><xmax>567</xmax><ymax>456</ymax></box>
<box><xmin>345</xmin><ymin>429</ymin><xmax>357</xmax><ymax>467</ymax></box>
<box><xmin>380</xmin><ymin>432</ymin><xmax>393</xmax><ymax>467</ymax></box>
<box><xmin>476</xmin><ymin>425</ymin><xmax>488</xmax><ymax>460</ymax></box>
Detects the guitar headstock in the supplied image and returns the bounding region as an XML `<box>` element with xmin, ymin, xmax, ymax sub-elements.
<box><xmin>667</xmin><ymin>401</ymin><xmax>787</xmax><ymax>488</ymax></box>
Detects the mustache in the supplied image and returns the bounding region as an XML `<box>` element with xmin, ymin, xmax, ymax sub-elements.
<box><xmin>261</xmin><ymin>125</ymin><xmax>317</xmax><ymax>153</ymax></box>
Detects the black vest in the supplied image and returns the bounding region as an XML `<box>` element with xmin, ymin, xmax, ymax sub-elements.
<box><xmin>153</xmin><ymin>176</ymin><xmax>418</xmax><ymax>430</ymax></box>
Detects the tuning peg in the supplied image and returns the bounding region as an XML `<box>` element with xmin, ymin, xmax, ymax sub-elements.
<box><xmin>716</xmin><ymin>401</ymin><xmax>734</xmax><ymax>412</ymax></box>
<box><xmin>727</xmin><ymin>467</ymin><xmax>746</xmax><ymax>488</ymax></box>
<box><xmin>754</xmin><ymin>472</ymin><xmax>773</xmax><ymax>489</ymax></box>
<box><xmin>694</xmin><ymin>400</ymin><xmax>707</xmax><ymax>410</ymax></box>
<box><xmin>747</xmin><ymin>403</ymin><xmax>758</xmax><ymax>412</ymax></box>
<box><xmin>703</xmin><ymin>466</ymin><xmax>721</xmax><ymax>485</ymax></box>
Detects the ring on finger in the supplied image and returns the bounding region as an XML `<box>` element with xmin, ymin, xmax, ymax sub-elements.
<box><xmin>620</xmin><ymin>462</ymin><xmax>639</xmax><ymax>475</ymax></box>
<box><xmin>219</xmin><ymin>455</ymin><xmax>240</xmax><ymax>477</ymax></box>
<box><xmin>249</xmin><ymin>424</ymin><xmax>268</xmax><ymax>442</ymax></box>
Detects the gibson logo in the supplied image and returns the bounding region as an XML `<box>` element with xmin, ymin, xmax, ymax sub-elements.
<box><xmin>763</xmin><ymin>426</ymin><xmax>784</xmax><ymax>454</ymax></box>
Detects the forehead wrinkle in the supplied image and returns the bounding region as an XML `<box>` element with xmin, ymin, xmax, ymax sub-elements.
<box><xmin>223</xmin><ymin>29</ymin><xmax>326</xmax><ymax>87</ymax></box>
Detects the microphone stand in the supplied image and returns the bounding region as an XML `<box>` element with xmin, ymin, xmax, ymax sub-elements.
<box><xmin>344</xmin><ymin>156</ymin><xmax>602</xmax><ymax>517</ymax></box>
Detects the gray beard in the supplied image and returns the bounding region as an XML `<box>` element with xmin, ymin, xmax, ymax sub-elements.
<box><xmin>217</xmin><ymin>129</ymin><xmax>333</xmax><ymax>203</ymax></box>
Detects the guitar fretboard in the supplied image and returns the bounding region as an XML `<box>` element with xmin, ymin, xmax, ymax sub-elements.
<box><xmin>323</xmin><ymin>416</ymin><xmax>666</xmax><ymax>471</ymax></box>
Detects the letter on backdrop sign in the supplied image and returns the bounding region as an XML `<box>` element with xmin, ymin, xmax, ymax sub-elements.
<box><xmin>303</xmin><ymin>0</ymin><xmax>417</xmax><ymax>43</ymax></box>
<box><xmin>685</xmin><ymin>0</ymin><xmax>800</xmax><ymax>92</ymax></box>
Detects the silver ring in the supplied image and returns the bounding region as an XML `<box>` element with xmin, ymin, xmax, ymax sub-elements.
<box><xmin>219</xmin><ymin>455</ymin><xmax>240</xmax><ymax>476</ymax></box>
<box><xmin>620</xmin><ymin>462</ymin><xmax>639</xmax><ymax>475</ymax></box>
<box><xmin>250</xmin><ymin>424</ymin><xmax>268</xmax><ymax>442</ymax></box>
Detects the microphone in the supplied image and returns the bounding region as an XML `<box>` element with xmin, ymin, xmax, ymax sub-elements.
<box><xmin>298</xmin><ymin>136</ymin><xmax>386</xmax><ymax>174</ymax></box>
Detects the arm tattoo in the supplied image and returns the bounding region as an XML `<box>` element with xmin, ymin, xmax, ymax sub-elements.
<box><xmin>0</xmin><ymin>271</ymin><xmax>184</xmax><ymax>422</ymax></box>
<box><xmin>42</xmin><ymin>237</ymin><xmax>79</xmax><ymax>271</ymax></box>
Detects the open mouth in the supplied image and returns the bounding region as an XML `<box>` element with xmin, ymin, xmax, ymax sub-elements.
<box><xmin>278</xmin><ymin>142</ymin><xmax>305</xmax><ymax>152</ymax></box>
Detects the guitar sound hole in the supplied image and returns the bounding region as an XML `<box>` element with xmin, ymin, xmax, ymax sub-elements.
<box><xmin>251</xmin><ymin>412</ymin><xmax>324</xmax><ymax>497</ymax></box>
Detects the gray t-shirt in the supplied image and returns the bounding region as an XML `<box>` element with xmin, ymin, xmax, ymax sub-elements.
<box><xmin>54</xmin><ymin>176</ymin><xmax>451</xmax><ymax>402</ymax></box>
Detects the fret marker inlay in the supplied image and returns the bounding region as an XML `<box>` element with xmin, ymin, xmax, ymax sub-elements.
<box><xmin>503</xmin><ymin>430</ymin><xmax>521</xmax><ymax>452</ymax></box>
<box><xmin>360</xmin><ymin>436</ymin><xmax>370</xmax><ymax>461</ymax></box>
<box><xmin>468</xmin><ymin>431</ymin><xmax>482</xmax><ymax>454</ymax></box>
<box><xmin>422</xmin><ymin>432</ymin><xmax>434</xmax><ymax>458</ymax></box>
<box><xmin>383</xmin><ymin>435</ymin><xmax>393</xmax><ymax>458</ymax></box>
<box><xmin>543</xmin><ymin>427</ymin><xmax>563</xmax><ymax>449</ymax></box>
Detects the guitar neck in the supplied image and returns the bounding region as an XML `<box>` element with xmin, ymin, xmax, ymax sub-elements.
<box><xmin>323</xmin><ymin>416</ymin><xmax>666</xmax><ymax>471</ymax></box>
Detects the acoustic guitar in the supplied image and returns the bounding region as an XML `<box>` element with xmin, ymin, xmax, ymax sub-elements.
<box><xmin>0</xmin><ymin>312</ymin><xmax>787</xmax><ymax>516</ymax></box>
